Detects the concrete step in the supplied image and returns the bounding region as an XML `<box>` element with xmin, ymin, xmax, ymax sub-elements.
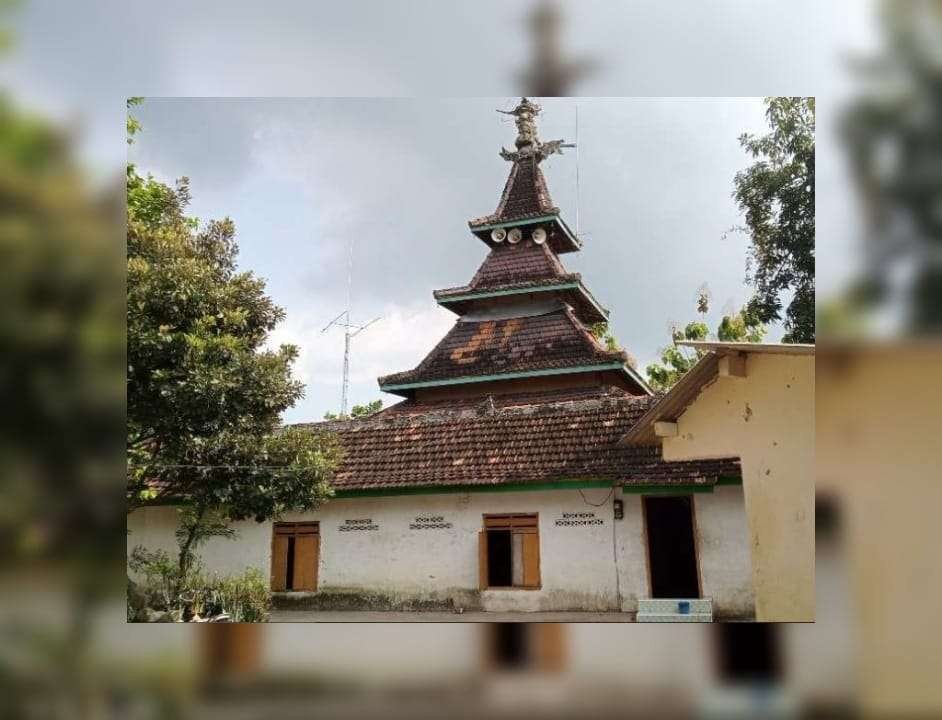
<box><xmin>637</xmin><ymin>597</ymin><xmax>713</xmax><ymax>622</ymax></box>
<box><xmin>636</xmin><ymin>612</ymin><xmax>713</xmax><ymax>623</ymax></box>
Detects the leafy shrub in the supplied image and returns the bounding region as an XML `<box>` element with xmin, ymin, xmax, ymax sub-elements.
<box><xmin>128</xmin><ymin>545</ymin><xmax>271</xmax><ymax>622</ymax></box>
<box><xmin>128</xmin><ymin>546</ymin><xmax>182</xmax><ymax>616</ymax></box>
<box><xmin>208</xmin><ymin>568</ymin><xmax>270</xmax><ymax>622</ymax></box>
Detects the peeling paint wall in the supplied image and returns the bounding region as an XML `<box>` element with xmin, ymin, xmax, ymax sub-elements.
<box><xmin>128</xmin><ymin>504</ymin><xmax>272</xmax><ymax>577</ymax></box>
<box><xmin>662</xmin><ymin>353</ymin><xmax>814</xmax><ymax>621</ymax></box>
<box><xmin>613</xmin><ymin>492</ymin><xmax>648</xmax><ymax>612</ymax></box>
<box><xmin>694</xmin><ymin>485</ymin><xmax>755</xmax><ymax>618</ymax></box>
<box><xmin>128</xmin><ymin>485</ymin><xmax>752</xmax><ymax>615</ymax></box>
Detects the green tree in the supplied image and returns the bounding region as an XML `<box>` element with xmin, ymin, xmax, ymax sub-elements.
<box><xmin>589</xmin><ymin>322</ymin><xmax>620</xmax><ymax>352</ymax></box>
<box><xmin>733</xmin><ymin>97</ymin><xmax>815</xmax><ymax>343</ymax></box>
<box><xmin>126</xmin><ymin>97</ymin><xmax>143</xmax><ymax>144</ymax></box>
<box><xmin>0</xmin><ymin>91</ymin><xmax>126</xmax><ymax>712</ymax></box>
<box><xmin>646</xmin><ymin>289</ymin><xmax>766</xmax><ymax>391</ymax></box>
<box><xmin>841</xmin><ymin>2</ymin><xmax>942</xmax><ymax>333</ymax></box>
<box><xmin>589</xmin><ymin>321</ymin><xmax>638</xmax><ymax>368</ymax></box>
<box><xmin>126</xmin><ymin>108</ymin><xmax>339</xmax><ymax>574</ymax></box>
<box><xmin>324</xmin><ymin>399</ymin><xmax>383</xmax><ymax>420</ymax></box>
<box><xmin>645</xmin><ymin>321</ymin><xmax>710</xmax><ymax>392</ymax></box>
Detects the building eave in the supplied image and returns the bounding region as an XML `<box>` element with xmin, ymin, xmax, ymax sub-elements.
<box><xmin>380</xmin><ymin>361</ymin><xmax>641</xmax><ymax>395</ymax></box>
<box><xmin>620</xmin><ymin>352</ymin><xmax>721</xmax><ymax>446</ymax></box>
<box><xmin>434</xmin><ymin>281</ymin><xmax>609</xmax><ymax>323</ymax></box>
<box><xmin>622</xmin><ymin>343</ymin><xmax>815</xmax><ymax>446</ymax></box>
<box><xmin>677</xmin><ymin>340</ymin><xmax>815</xmax><ymax>356</ymax></box>
<box><xmin>468</xmin><ymin>214</ymin><xmax>581</xmax><ymax>253</ymax></box>
<box><xmin>331</xmin><ymin>478</ymin><xmax>724</xmax><ymax>499</ymax></box>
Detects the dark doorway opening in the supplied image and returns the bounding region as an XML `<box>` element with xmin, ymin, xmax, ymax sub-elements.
<box><xmin>644</xmin><ymin>495</ymin><xmax>700</xmax><ymax>598</ymax></box>
<box><xmin>487</xmin><ymin>529</ymin><xmax>513</xmax><ymax>587</ymax></box>
<box><xmin>285</xmin><ymin>536</ymin><xmax>296</xmax><ymax>590</ymax></box>
<box><xmin>715</xmin><ymin>623</ymin><xmax>782</xmax><ymax>684</ymax></box>
<box><xmin>490</xmin><ymin>623</ymin><xmax>529</xmax><ymax>669</ymax></box>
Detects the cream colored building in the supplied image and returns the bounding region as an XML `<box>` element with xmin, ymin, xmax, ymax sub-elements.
<box><xmin>623</xmin><ymin>341</ymin><xmax>815</xmax><ymax>622</ymax></box>
<box><xmin>816</xmin><ymin>343</ymin><xmax>941</xmax><ymax>713</ymax></box>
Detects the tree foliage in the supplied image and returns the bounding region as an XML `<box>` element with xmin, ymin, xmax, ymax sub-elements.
<box><xmin>589</xmin><ymin>322</ymin><xmax>620</xmax><ymax>352</ymax></box>
<box><xmin>0</xmin><ymin>96</ymin><xmax>125</xmax><ymax>572</ymax></box>
<box><xmin>645</xmin><ymin>289</ymin><xmax>766</xmax><ymax>391</ymax></box>
<box><xmin>589</xmin><ymin>321</ymin><xmax>637</xmax><ymax>368</ymax></box>
<box><xmin>126</xmin><ymin>110</ymin><xmax>339</xmax><ymax>534</ymax></box>
<box><xmin>324</xmin><ymin>399</ymin><xmax>383</xmax><ymax>420</ymax></box>
<box><xmin>841</xmin><ymin>2</ymin><xmax>942</xmax><ymax>332</ymax></box>
<box><xmin>734</xmin><ymin>97</ymin><xmax>815</xmax><ymax>343</ymax></box>
<box><xmin>126</xmin><ymin>97</ymin><xmax>143</xmax><ymax>144</ymax></box>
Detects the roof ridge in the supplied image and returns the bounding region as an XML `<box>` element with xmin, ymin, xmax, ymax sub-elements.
<box><xmin>292</xmin><ymin>391</ymin><xmax>656</xmax><ymax>431</ymax></box>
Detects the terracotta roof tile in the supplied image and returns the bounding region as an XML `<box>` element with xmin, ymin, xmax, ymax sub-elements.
<box><xmin>469</xmin><ymin>241</ymin><xmax>568</xmax><ymax>289</ymax></box>
<box><xmin>468</xmin><ymin>157</ymin><xmax>558</xmax><ymax>228</ymax></box>
<box><xmin>378</xmin><ymin>307</ymin><xmax>626</xmax><ymax>389</ymax></box>
<box><xmin>378</xmin><ymin>386</ymin><xmax>637</xmax><ymax>416</ymax></box>
<box><xmin>298</xmin><ymin>392</ymin><xmax>740</xmax><ymax>491</ymax></box>
<box><xmin>433</xmin><ymin>244</ymin><xmax>608</xmax><ymax>325</ymax></box>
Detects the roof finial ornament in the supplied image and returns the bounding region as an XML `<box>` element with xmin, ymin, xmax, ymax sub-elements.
<box><xmin>518</xmin><ymin>0</ymin><xmax>596</xmax><ymax>97</ymax></box>
<box><xmin>497</xmin><ymin>97</ymin><xmax>574</xmax><ymax>163</ymax></box>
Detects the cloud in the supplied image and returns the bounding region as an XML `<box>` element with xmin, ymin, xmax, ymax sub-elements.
<box><xmin>269</xmin><ymin>302</ymin><xmax>456</xmax><ymax>421</ymax></box>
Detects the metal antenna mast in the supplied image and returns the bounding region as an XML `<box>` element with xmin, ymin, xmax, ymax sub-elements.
<box><xmin>321</xmin><ymin>236</ymin><xmax>380</xmax><ymax>418</ymax></box>
<box><xmin>321</xmin><ymin>311</ymin><xmax>380</xmax><ymax>417</ymax></box>
<box><xmin>575</xmin><ymin>101</ymin><xmax>580</xmax><ymax>237</ymax></box>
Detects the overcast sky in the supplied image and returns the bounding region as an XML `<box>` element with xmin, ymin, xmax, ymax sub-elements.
<box><xmin>130</xmin><ymin>97</ymin><xmax>781</xmax><ymax>421</ymax></box>
<box><xmin>3</xmin><ymin>1</ymin><xmax>880</xmax><ymax>420</ymax></box>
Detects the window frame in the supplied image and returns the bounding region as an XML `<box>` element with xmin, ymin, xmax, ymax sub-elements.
<box><xmin>480</xmin><ymin>513</ymin><xmax>541</xmax><ymax>590</ymax></box>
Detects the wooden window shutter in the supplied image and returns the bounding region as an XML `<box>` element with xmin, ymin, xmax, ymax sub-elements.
<box><xmin>293</xmin><ymin>533</ymin><xmax>319</xmax><ymax>591</ymax></box>
<box><xmin>478</xmin><ymin>530</ymin><xmax>489</xmax><ymax>590</ymax></box>
<box><xmin>521</xmin><ymin>530</ymin><xmax>540</xmax><ymax>588</ymax></box>
<box><xmin>271</xmin><ymin>533</ymin><xmax>289</xmax><ymax>592</ymax></box>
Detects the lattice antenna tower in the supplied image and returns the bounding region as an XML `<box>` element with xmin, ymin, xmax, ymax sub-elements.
<box><xmin>321</xmin><ymin>236</ymin><xmax>380</xmax><ymax>417</ymax></box>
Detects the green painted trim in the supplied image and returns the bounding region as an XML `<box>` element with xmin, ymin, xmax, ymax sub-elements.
<box><xmin>139</xmin><ymin>480</ymin><xmax>714</xmax><ymax>506</ymax></box>
<box><xmin>334</xmin><ymin>479</ymin><xmax>614</xmax><ymax>498</ymax></box>
<box><xmin>438</xmin><ymin>281</ymin><xmax>579</xmax><ymax>303</ymax></box>
<box><xmin>469</xmin><ymin>214</ymin><xmax>560</xmax><ymax>232</ymax></box>
<box><xmin>623</xmin><ymin>362</ymin><xmax>654</xmax><ymax>395</ymax></box>
<box><xmin>380</xmin><ymin>362</ymin><xmax>627</xmax><ymax>392</ymax></box>
<box><xmin>554</xmin><ymin>215</ymin><xmax>581</xmax><ymax>248</ymax></box>
<box><xmin>436</xmin><ymin>282</ymin><xmax>609</xmax><ymax>320</ymax></box>
<box><xmin>715</xmin><ymin>475</ymin><xmax>743</xmax><ymax>486</ymax></box>
<box><xmin>622</xmin><ymin>484</ymin><xmax>715</xmax><ymax>494</ymax></box>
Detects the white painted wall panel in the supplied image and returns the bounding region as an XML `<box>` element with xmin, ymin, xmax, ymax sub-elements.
<box><xmin>695</xmin><ymin>485</ymin><xmax>755</xmax><ymax>618</ymax></box>
<box><xmin>128</xmin><ymin>485</ymin><xmax>752</xmax><ymax>614</ymax></box>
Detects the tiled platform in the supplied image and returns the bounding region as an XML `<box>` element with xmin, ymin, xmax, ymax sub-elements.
<box><xmin>637</xmin><ymin>598</ymin><xmax>713</xmax><ymax>623</ymax></box>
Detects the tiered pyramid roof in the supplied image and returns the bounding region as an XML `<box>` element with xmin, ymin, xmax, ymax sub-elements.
<box><xmin>380</xmin><ymin>98</ymin><xmax>649</xmax><ymax>397</ymax></box>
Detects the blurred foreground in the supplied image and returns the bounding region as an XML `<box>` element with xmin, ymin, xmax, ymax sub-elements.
<box><xmin>2</xmin><ymin>0</ymin><xmax>942</xmax><ymax>718</ymax></box>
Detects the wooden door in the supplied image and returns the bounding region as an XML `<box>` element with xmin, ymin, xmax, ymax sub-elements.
<box><xmin>271</xmin><ymin>534</ymin><xmax>289</xmax><ymax>592</ymax></box>
<box><xmin>293</xmin><ymin>533</ymin><xmax>319</xmax><ymax>591</ymax></box>
<box><xmin>520</xmin><ymin>529</ymin><xmax>541</xmax><ymax>588</ymax></box>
